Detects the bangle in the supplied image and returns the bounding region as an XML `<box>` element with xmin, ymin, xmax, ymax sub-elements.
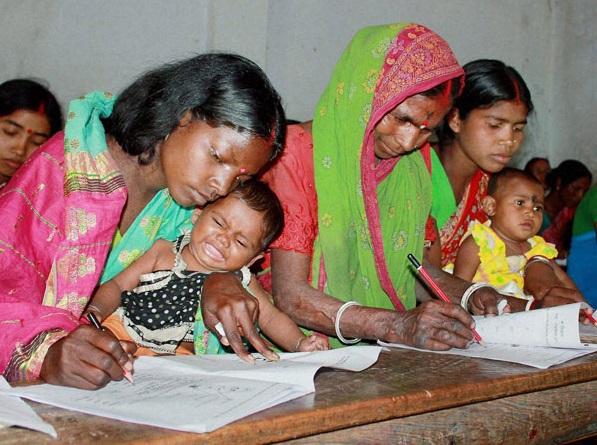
<box><xmin>524</xmin><ymin>255</ymin><xmax>554</xmax><ymax>275</ymax></box>
<box><xmin>240</xmin><ymin>266</ymin><xmax>251</xmax><ymax>287</ymax></box>
<box><xmin>86</xmin><ymin>304</ymin><xmax>103</xmax><ymax>316</ymax></box>
<box><xmin>461</xmin><ymin>283</ymin><xmax>494</xmax><ymax>313</ymax></box>
<box><xmin>334</xmin><ymin>301</ymin><xmax>362</xmax><ymax>344</ymax></box>
<box><xmin>525</xmin><ymin>298</ymin><xmax>536</xmax><ymax>311</ymax></box>
<box><xmin>294</xmin><ymin>337</ymin><xmax>304</xmax><ymax>352</ymax></box>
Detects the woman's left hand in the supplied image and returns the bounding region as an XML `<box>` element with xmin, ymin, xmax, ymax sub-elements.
<box><xmin>201</xmin><ymin>272</ymin><xmax>278</xmax><ymax>362</ymax></box>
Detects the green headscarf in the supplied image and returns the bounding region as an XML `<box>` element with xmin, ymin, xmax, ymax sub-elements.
<box><xmin>312</xmin><ymin>23</ymin><xmax>463</xmax><ymax>339</ymax></box>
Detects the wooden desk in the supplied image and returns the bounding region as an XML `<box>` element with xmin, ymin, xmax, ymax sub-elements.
<box><xmin>3</xmin><ymin>348</ymin><xmax>597</xmax><ymax>444</ymax></box>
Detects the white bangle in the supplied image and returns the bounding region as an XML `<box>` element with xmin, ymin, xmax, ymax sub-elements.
<box><xmin>525</xmin><ymin>298</ymin><xmax>535</xmax><ymax>311</ymax></box>
<box><xmin>524</xmin><ymin>255</ymin><xmax>554</xmax><ymax>274</ymax></box>
<box><xmin>461</xmin><ymin>283</ymin><xmax>494</xmax><ymax>313</ymax></box>
<box><xmin>86</xmin><ymin>304</ymin><xmax>103</xmax><ymax>316</ymax></box>
<box><xmin>334</xmin><ymin>301</ymin><xmax>362</xmax><ymax>344</ymax></box>
<box><xmin>240</xmin><ymin>266</ymin><xmax>251</xmax><ymax>287</ymax></box>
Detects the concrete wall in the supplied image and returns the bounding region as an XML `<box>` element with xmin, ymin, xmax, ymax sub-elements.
<box><xmin>1</xmin><ymin>0</ymin><xmax>595</xmax><ymax>175</ymax></box>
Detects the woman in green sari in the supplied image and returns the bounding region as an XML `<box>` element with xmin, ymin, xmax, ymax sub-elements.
<box><xmin>251</xmin><ymin>23</ymin><xmax>505</xmax><ymax>351</ymax></box>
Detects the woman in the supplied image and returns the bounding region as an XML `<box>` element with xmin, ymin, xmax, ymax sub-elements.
<box><xmin>568</xmin><ymin>185</ymin><xmax>597</xmax><ymax>308</ymax></box>
<box><xmin>431</xmin><ymin>59</ymin><xmax>533</xmax><ymax>269</ymax></box>
<box><xmin>0</xmin><ymin>53</ymin><xmax>285</xmax><ymax>389</ymax></box>
<box><xmin>0</xmin><ymin>78</ymin><xmax>62</xmax><ymax>190</ymax></box>
<box><xmin>524</xmin><ymin>156</ymin><xmax>550</xmax><ymax>191</ymax></box>
<box><xmin>250</xmin><ymin>23</ymin><xmax>510</xmax><ymax>351</ymax></box>
<box><xmin>540</xmin><ymin>159</ymin><xmax>592</xmax><ymax>258</ymax></box>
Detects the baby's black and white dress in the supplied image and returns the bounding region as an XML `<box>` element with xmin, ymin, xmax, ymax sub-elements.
<box><xmin>116</xmin><ymin>231</ymin><xmax>249</xmax><ymax>354</ymax></box>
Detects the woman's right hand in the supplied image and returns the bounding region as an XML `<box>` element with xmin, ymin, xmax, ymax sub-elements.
<box><xmin>40</xmin><ymin>325</ymin><xmax>136</xmax><ymax>390</ymax></box>
<box><xmin>383</xmin><ymin>300</ymin><xmax>476</xmax><ymax>350</ymax></box>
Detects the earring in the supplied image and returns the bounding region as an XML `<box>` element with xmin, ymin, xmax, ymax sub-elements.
<box><xmin>164</xmin><ymin>133</ymin><xmax>170</xmax><ymax>142</ymax></box>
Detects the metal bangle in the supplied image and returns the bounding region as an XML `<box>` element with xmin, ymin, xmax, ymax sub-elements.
<box><xmin>334</xmin><ymin>301</ymin><xmax>362</xmax><ymax>344</ymax></box>
<box><xmin>460</xmin><ymin>283</ymin><xmax>495</xmax><ymax>313</ymax></box>
<box><xmin>524</xmin><ymin>255</ymin><xmax>554</xmax><ymax>274</ymax></box>
<box><xmin>86</xmin><ymin>304</ymin><xmax>103</xmax><ymax>316</ymax></box>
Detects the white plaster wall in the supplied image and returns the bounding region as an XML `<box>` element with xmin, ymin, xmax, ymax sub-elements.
<box><xmin>550</xmin><ymin>0</ymin><xmax>597</xmax><ymax>175</ymax></box>
<box><xmin>1</xmin><ymin>0</ymin><xmax>595</xmax><ymax>176</ymax></box>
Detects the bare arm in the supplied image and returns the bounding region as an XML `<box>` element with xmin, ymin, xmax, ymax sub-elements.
<box><xmin>417</xmin><ymin>257</ymin><xmax>502</xmax><ymax>317</ymax></box>
<box><xmin>271</xmin><ymin>248</ymin><xmax>480</xmax><ymax>350</ymax></box>
<box><xmin>423</xmin><ymin>219</ymin><xmax>442</xmax><ymax>270</ymax></box>
<box><xmin>249</xmin><ymin>279</ymin><xmax>308</xmax><ymax>353</ymax></box>
<box><xmin>452</xmin><ymin>236</ymin><xmax>481</xmax><ymax>282</ymax></box>
<box><xmin>524</xmin><ymin>258</ymin><xmax>586</xmax><ymax>307</ymax></box>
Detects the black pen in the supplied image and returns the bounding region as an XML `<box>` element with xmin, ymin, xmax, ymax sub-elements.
<box><xmin>86</xmin><ymin>312</ymin><xmax>134</xmax><ymax>383</ymax></box>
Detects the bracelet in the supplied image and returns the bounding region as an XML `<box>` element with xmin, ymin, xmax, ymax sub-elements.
<box><xmin>524</xmin><ymin>255</ymin><xmax>554</xmax><ymax>274</ymax></box>
<box><xmin>525</xmin><ymin>298</ymin><xmax>537</xmax><ymax>311</ymax></box>
<box><xmin>294</xmin><ymin>337</ymin><xmax>304</xmax><ymax>352</ymax></box>
<box><xmin>334</xmin><ymin>301</ymin><xmax>362</xmax><ymax>344</ymax></box>
<box><xmin>240</xmin><ymin>266</ymin><xmax>252</xmax><ymax>287</ymax></box>
<box><xmin>460</xmin><ymin>283</ymin><xmax>494</xmax><ymax>313</ymax></box>
<box><xmin>86</xmin><ymin>304</ymin><xmax>103</xmax><ymax>316</ymax></box>
<box><xmin>497</xmin><ymin>299</ymin><xmax>508</xmax><ymax>316</ymax></box>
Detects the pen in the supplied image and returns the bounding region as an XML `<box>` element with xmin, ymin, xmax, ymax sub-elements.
<box><xmin>584</xmin><ymin>309</ymin><xmax>597</xmax><ymax>327</ymax></box>
<box><xmin>86</xmin><ymin>312</ymin><xmax>135</xmax><ymax>383</ymax></box>
<box><xmin>407</xmin><ymin>254</ymin><xmax>486</xmax><ymax>347</ymax></box>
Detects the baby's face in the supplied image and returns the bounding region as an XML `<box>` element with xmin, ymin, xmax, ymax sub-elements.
<box><xmin>187</xmin><ymin>196</ymin><xmax>264</xmax><ymax>272</ymax></box>
<box><xmin>491</xmin><ymin>177</ymin><xmax>545</xmax><ymax>243</ymax></box>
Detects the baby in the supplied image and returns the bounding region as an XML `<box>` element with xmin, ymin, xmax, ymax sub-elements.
<box><xmin>87</xmin><ymin>180</ymin><xmax>329</xmax><ymax>359</ymax></box>
<box><xmin>453</xmin><ymin>167</ymin><xmax>579</xmax><ymax>301</ymax></box>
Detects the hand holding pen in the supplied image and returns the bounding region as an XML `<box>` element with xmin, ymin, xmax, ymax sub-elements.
<box><xmin>87</xmin><ymin>312</ymin><xmax>135</xmax><ymax>383</ymax></box>
<box><xmin>408</xmin><ymin>254</ymin><xmax>486</xmax><ymax>347</ymax></box>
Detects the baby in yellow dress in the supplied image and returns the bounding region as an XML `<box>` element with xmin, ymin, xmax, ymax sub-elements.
<box><xmin>452</xmin><ymin>167</ymin><xmax>579</xmax><ymax>301</ymax></box>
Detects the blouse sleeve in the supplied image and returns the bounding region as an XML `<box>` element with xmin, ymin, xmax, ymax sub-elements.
<box><xmin>261</xmin><ymin>125</ymin><xmax>318</xmax><ymax>255</ymax></box>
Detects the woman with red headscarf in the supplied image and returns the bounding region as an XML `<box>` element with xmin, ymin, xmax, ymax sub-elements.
<box><xmin>254</xmin><ymin>23</ymin><xmax>507</xmax><ymax>351</ymax></box>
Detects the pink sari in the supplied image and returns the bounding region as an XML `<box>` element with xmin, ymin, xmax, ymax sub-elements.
<box><xmin>0</xmin><ymin>93</ymin><xmax>127</xmax><ymax>381</ymax></box>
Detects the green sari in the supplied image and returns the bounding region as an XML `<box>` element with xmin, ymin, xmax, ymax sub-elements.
<box><xmin>311</xmin><ymin>23</ymin><xmax>463</xmax><ymax>347</ymax></box>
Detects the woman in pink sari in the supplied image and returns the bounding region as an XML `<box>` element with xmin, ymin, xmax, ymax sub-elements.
<box><xmin>0</xmin><ymin>54</ymin><xmax>285</xmax><ymax>389</ymax></box>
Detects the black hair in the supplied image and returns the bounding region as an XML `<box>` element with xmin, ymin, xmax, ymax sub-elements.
<box><xmin>438</xmin><ymin>59</ymin><xmax>533</xmax><ymax>143</ymax></box>
<box><xmin>229</xmin><ymin>180</ymin><xmax>284</xmax><ymax>249</ymax></box>
<box><xmin>102</xmin><ymin>53</ymin><xmax>286</xmax><ymax>165</ymax></box>
<box><xmin>546</xmin><ymin>160</ymin><xmax>592</xmax><ymax>190</ymax></box>
<box><xmin>524</xmin><ymin>157</ymin><xmax>550</xmax><ymax>173</ymax></box>
<box><xmin>487</xmin><ymin>167</ymin><xmax>542</xmax><ymax>197</ymax></box>
<box><xmin>0</xmin><ymin>78</ymin><xmax>63</xmax><ymax>135</ymax></box>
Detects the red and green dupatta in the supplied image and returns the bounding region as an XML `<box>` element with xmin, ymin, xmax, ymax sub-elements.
<box><xmin>311</xmin><ymin>23</ymin><xmax>463</xmax><ymax>342</ymax></box>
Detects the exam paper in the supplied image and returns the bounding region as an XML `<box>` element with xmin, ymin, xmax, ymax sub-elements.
<box><xmin>379</xmin><ymin>303</ymin><xmax>597</xmax><ymax>369</ymax></box>
<box><xmin>2</xmin><ymin>346</ymin><xmax>381</xmax><ymax>434</ymax></box>
<box><xmin>0</xmin><ymin>377</ymin><xmax>57</xmax><ymax>438</ymax></box>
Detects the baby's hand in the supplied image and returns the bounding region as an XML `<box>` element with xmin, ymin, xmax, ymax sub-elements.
<box><xmin>297</xmin><ymin>335</ymin><xmax>331</xmax><ymax>352</ymax></box>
